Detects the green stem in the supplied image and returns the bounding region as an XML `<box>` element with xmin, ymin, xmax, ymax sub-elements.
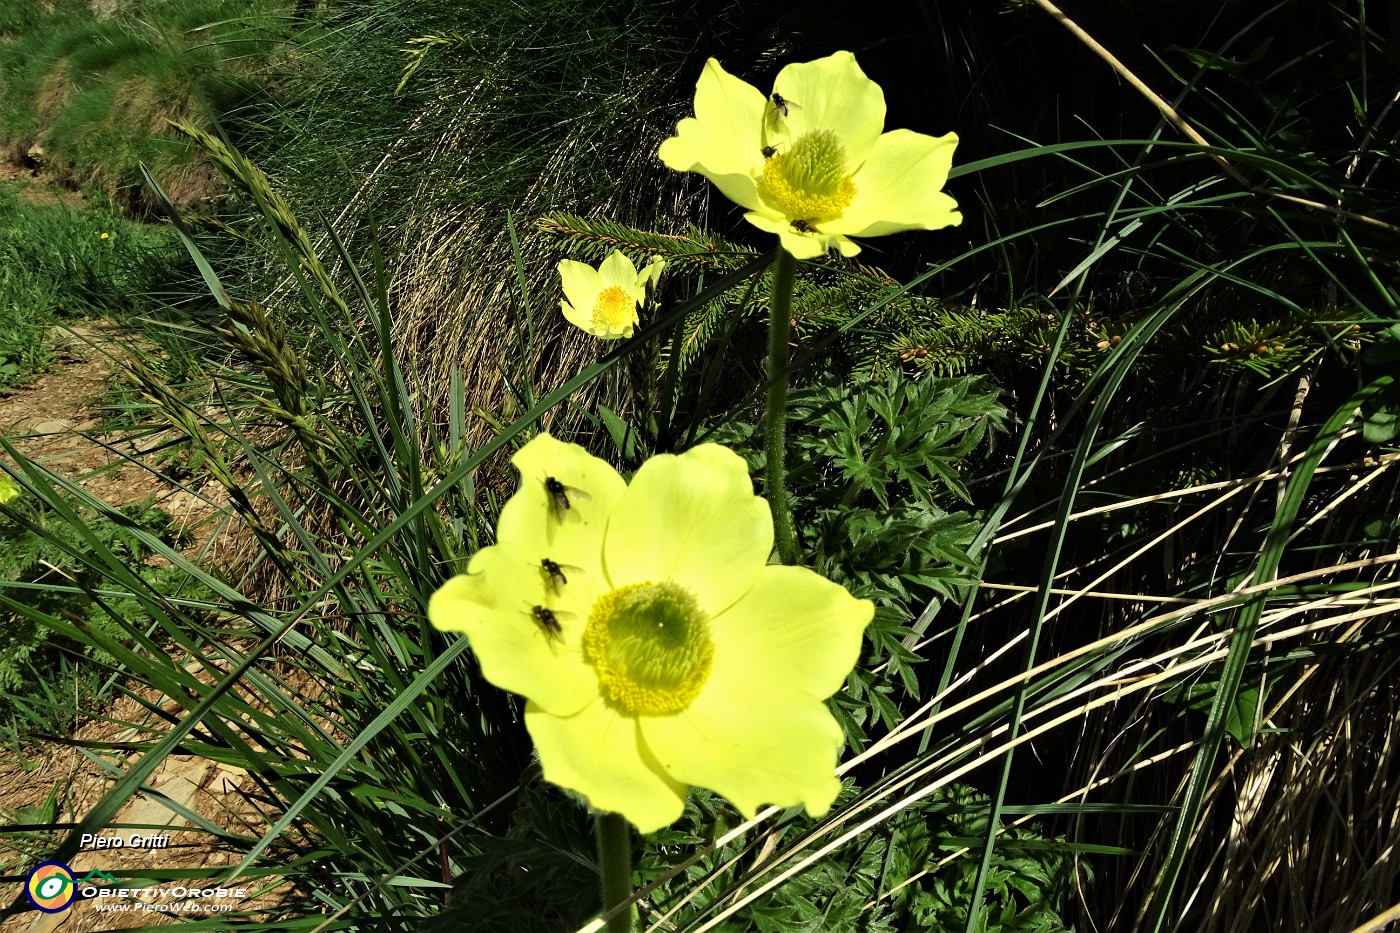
<box><xmin>596</xmin><ymin>811</ymin><xmax>634</xmax><ymax>933</ymax></box>
<box><xmin>657</xmin><ymin>317</ymin><xmax>685</xmax><ymax>451</ymax></box>
<box><xmin>766</xmin><ymin>248</ymin><xmax>799</xmax><ymax>565</ymax></box>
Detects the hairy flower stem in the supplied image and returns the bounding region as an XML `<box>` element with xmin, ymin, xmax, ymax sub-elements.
<box><xmin>766</xmin><ymin>249</ymin><xmax>800</xmax><ymax>565</ymax></box>
<box><xmin>596</xmin><ymin>812</ymin><xmax>635</xmax><ymax>932</ymax></box>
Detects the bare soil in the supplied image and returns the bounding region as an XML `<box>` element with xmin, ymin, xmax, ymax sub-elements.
<box><xmin>0</xmin><ymin>161</ymin><xmax>84</xmax><ymax>210</ymax></box>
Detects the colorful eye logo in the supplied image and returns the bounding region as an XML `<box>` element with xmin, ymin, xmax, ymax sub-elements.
<box><xmin>26</xmin><ymin>861</ymin><xmax>76</xmax><ymax>913</ymax></box>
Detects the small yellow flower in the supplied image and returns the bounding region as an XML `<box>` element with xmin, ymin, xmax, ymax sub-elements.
<box><xmin>557</xmin><ymin>251</ymin><xmax>664</xmax><ymax>339</ymax></box>
<box><xmin>429</xmin><ymin>434</ymin><xmax>872</xmax><ymax>833</ymax></box>
<box><xmin>99</xmin><ymin>232</ymin><xmax>111</xmax><ymax>240</ymax></box>
<box><xmin>659</xmin><ymin>51</ymin><xmax>961</xmax><ymax>260</ymax></box>
<box><xmin>0</xmin><ymin>475</ymin><xmax>20</xmax><ymax>505</ymax></box>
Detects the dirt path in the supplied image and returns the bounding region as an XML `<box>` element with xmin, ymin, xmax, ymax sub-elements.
<box><xmin>0</xmin><ymin>323</ymin><xmax>235</xmax><ymax>548</ymax></box>
<box><xmin>2</xmin><ymin>324</ymin><xmax>163</xmax><ymax>509</ymax></box>
<box><xmin>0</xmin><ymin>324</ymin><xmax>286</xmax><ymax>930</ymax></box>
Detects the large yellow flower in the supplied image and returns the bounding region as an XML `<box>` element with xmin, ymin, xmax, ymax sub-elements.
<box><xmin>429</xmin><ymin>434</ymin><xmax>872</xmax><ymax>833</ymax></box>
<box><xmin>658</xmin><ymin>51</ymin><xmax>961</xmax><ymax>260</ymax></box>
<box><xmin>0</xmin><ymin>474</ymin><xmax>19</xmax><ymax>505</ymax></box>
<box><xmin>558</xmin><ymin>250</ymin><xmax>664</xmax><ymax>339</ymax></box>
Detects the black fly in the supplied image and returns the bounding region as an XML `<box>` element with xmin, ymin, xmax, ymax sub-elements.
<box><xmin>540</xmin><ymin>558</ymin><xmax>570</xmax><ymax>594</ymax></box>
<box><xmin>770</xmin><ymin>92</ymin><xmax>798</xmax><ymax>119</ymax></box>
<box><xmin>543</xmin><ymin>475</ymin><xmax>590</xmax><ymax>522</ymax></box>
<box><xmin>529</xmin><ymin>604</ymin><xmax>565</xmax><ymax>644</ymax></box>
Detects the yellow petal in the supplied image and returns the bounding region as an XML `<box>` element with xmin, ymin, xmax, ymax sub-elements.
<box><xmin>743</xmin><ymin>212</ymin><xmax>860</xmax><ymax>260</ymax></box>
<box><xmin>658</xmin><ymin>58</ymin><xmax>766</xmax><ymax>212</ymax></box>
<box><xmin>634</xmin><ymin>564</ymin><xmax>869</xmax><ymax>820</ymax></box>
<box><xmin>598</xmin><ymin>249</ymin><xmax>640</xmax><ymax>293</ymax></box>
<box><xmin>559</xmin><ymin>298</ymin><xmax>591</xmax><ymax>334</ymax></box>
<box><xmin>638</xmin><ymin>256</ymin><xmax>665</xmax><ymax>294</ymax></box>
<box><xmin>711</xmin><ymin>565</ymin><xmax>872</xmax><ymax>699</ymax></box>
<box><xmin>743</xmin><ymin>212</ymin><xmax>826</xmax><ymax>259</ymax></box>
<box><xmin>771</xmin><ymin>51</ymin><xmax>885</xmax><ymax>169</ymax></box>
<box><xmin>558</xmin><ymin>259</ymin><xmax>603</xmax><ymax>334</ymax></box>
<box><xmin>640</xmin><ymin>678</ymin><xmax>844</xmax><ymax>820</ymax></box>
<box><xmin>527</xmin><ymin>697</ymin><xmax>688</xmax><ymax>833</ymax></box>
<box><xmin>428</xmin><ymin>544</ymin><xmax>598</xmax><ymax>716</ymax></box>
<box><xmin>497</xmin><ymin>433</ymin><xmax>628</xmax><ymax>576</ymax></box>
<box><xmin>829</xmin><ymin>129</ymin><xmax>962</xmax><ymax>237</ymax></box>
<box><xmin>603</xmin><ymin>443</ymin><xmax>772</xmax><ymax>617</ymax></box>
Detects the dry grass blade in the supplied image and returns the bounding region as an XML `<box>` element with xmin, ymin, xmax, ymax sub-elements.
<box><xmin>1028</xmin><ymin>0</ymin><xmax>1400</xmax><ymax>238</ymax></box>
<box><xmin>680</xmin><ymin>593</ymin><xmax>1395</xmax><ymax>931</ymax></box>
<box><xmin>1345</xmin><ymin>902</ymin><xmax>1400</xmax><ymax>933</ymax></box>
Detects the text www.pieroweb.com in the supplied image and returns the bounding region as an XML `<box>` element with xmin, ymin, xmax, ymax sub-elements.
<box><xmin>91</xmin><ymin>900</ymin><xmax>233</xmax><ymax>913</ymax></box>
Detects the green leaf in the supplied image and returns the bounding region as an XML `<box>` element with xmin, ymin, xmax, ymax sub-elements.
<box><xmin>16</xmin><ymin>784</ymin><xmax>59</xmax><ymax>826</ymax></box>
<box><xmin>596</xmin><ymin>402</ymin><xmax>638</xmax><ymax>462</ymax></box>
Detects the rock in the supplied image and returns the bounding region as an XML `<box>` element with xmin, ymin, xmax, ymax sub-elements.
<box><xmin>28</xmin><ymin>418</ymin><xmax>74</xmax><ymax>435</ymax></box>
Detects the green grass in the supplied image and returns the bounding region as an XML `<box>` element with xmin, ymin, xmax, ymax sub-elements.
<box><xmin>0</xmin><ymin>0</ymin><xmax>296</xmax><ymax>210</ymax></box>
<box><xmin>0</xmin><ymin>495</ymin><xmax>202</xmax><ymax>741</ymax></box>
<box><xmin>0</xmin><ymin>183</ymin><xmax>174</xmax><ymax>390</ymax></box>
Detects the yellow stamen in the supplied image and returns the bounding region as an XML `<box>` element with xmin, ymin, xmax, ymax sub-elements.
<box><xmin>583</xmin><ymin>581</ymin><xmax>714</xmax><ymax>716</ymax></box>
<box><xmin>592</xmin><ymin>285</ymin><xmax>636</xmax><ymax>335</ymax></box>
<box><xmin>757</xmin><ymin>130</ymin><xmax>857</xmax><ymax>226</ymax></box>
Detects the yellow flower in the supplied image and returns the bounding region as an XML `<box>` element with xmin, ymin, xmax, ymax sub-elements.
<box><xmin>99</xmin><ymin>232</ymin><xmax>111</xmax><ymax>240</ymax></box>
<box><xmin>0</xmin><ymin>475</ymin><xmax>20</xmax><ymax>505</ymax></box>
<box><xmin>658</xmin><ymin>51</ymin><xmax>961</xmax><ymax>260</ymax></box>
<box><xmin>429</xmin><ymin>434</ymin><xmax>872</xmax><ymax>833</ymax></box>
<box><xmin>557</xmin><ymin>251</ymin><xmax>664</xmax><ymax>339</ymax></box>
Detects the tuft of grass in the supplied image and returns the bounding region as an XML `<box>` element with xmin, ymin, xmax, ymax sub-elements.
<box><xmin>233</xmin><ymin>0</ymin><xmax>766</xmax><ymax>457</ymax></box>
<box><xmin>0</xmin><ymin>0</ymin><xmax>297</xmax><ymax>210</ymax></box>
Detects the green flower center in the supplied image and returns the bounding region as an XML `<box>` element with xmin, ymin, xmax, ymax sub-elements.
<box><xmin>582</xmin><ymin>581</ymin><xmax>714</xmax><ymax>716</ymax></box>
<box><xmin>757</xmin><ymin>130</ymin><xmax>858</xmax><ymax>227</ymax></box>
<box><xmin>592</xmin><ymin>285</ymin><xmax>634</xmax><ymax>333</ymax></box>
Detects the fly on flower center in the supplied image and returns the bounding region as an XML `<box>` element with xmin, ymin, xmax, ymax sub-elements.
<box><xmin>582</xmin><ymin>581</ymin><xmax>714</xmax><ymax>716</ymax></box>
<box><xmin>756</xmin><ymin>129</ymin><xmax>857</xmax><ymax>228</ymax></box>
<box><xmin>592</xmin><ymin>285</ymin><xmax>635</xmax><ymax>335</ymax></box>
